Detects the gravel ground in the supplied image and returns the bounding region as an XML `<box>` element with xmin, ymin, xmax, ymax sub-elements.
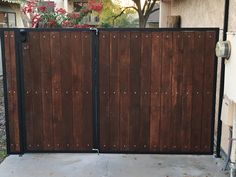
<box><xmin>0</xmin><ymin>78</ymin><xmax>6</xmax><ymax>162</ymax></box>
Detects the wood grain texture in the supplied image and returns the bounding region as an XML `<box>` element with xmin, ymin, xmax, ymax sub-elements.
<box><xmin>4</xmin><ymin>31</ymin><xmax>20</xmax><ymax>153</ymax></box>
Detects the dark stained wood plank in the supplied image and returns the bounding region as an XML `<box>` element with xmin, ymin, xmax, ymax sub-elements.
<box><xmin>160</xmin><ymin>32</ymin><xmax>173</xmax><ymax>152</ymax></box>
<box><xmin>119</xmin><ymin>32</ymin><xmax>130</xmax><ymax>152</ymax></box>
<box><xmin>99</xmin><ymin>32</ymin><xmax>110</xmax><ymax>151</ymax></box>
<box><xmin>201</xmin><ymin>31</ymin><xmax>216</xmax><ymax>153</ymax></box>
<box><xmin>129</xmin><ymin>32</ymin><xmax>141</xmax><ymax>152</ymax></box>
<box><xmin>139</xmin><ymin>32</ymin><xmax>152</xmax><ymax>152</ymax></box>
<box><xmin>170</xmin><ymin>32</ymin><xmax>183</xmax><ymax>152</ymax></box>
<box><xmin>181</xmin><ymin>32</ymin><xmax>194</xmax><ymax>152</ymax></box>
<box><xmin>22</xmin><ymin>40</ymin><xmax>34</xmax><ymax>152</ymax></box>
<box><xmin>29</xmin><ymin>32</ymin><xmax>43</xmax><ymax>151</ymax></box>
<box><xmin>50</xmin><ymin>32</ymin><xmax>63</xmax><ymax>151</ymax></box>
<box><xmin>71</xmin><ymin>32</ymin><xmax>83</xmax><ymax>150</ymax></box>
<box><xmin>190</xmin><ymin>32</ymin><xmax>205</xmax><ymax>152</ymax></box>
<box><xmin>4</xmin><ymin>31</ymin><xmax>20</xmax><ymax>152</ymax></box>
<box><xmin>81</xmin><ymin>32</ymin><xmax>93</xmax><ymax>150</ymax></box>
<box><xmin>150</xmin><ymin>32</ymin><xmax>162</xmax><ymax>152</ymax></box>
<box><xmin>60</xmin><ymin>32</ymin><xmax>73</xmax><ymax>150</ymax></box>
<box><xmin>40</xmin><ymin>32</ymin><xmax>54</xmax><ymax>151</ymax></box>
<box><xmin>109</xmin><ymin>32</ymin><xmax>120</xmax><ymax>151</ymax></box>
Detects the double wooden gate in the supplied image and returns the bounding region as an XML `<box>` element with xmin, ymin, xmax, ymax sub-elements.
<box><xmin>0</xmin><ymin>28</ymin><xmax>218</xmax><ymax>154</ymax></box>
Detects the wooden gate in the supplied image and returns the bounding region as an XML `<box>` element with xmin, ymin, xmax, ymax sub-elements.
<box><xmin>0</xmin><ymin>28</ymin><xmax>218</xmax><ymax>154</ymax></box>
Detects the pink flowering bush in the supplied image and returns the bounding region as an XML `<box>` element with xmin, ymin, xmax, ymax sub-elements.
<box><xmin>22</xmin><ymin>0</ymin><xmax>103</xmax><ymax>28</ymax></box>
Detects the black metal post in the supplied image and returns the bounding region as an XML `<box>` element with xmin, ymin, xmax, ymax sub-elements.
<box><xmin>216</xmin><ymin>0</ymin><xmax>230</xmax><ymax>158</ymax></box>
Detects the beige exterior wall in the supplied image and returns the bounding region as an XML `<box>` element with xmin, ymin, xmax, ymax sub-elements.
<box><xmin>160</xmin><ymin>0</ymin><xmax>236</xmax><ymax>155</ymax></box>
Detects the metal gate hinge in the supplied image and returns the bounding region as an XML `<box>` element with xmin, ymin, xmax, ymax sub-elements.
<box><xmin>90</xmin><ymin>27</ymin><xmax>99</xmax><ymax>35</ymax></box>
<box><xmin>92</xmin><ymin>148</ymin><xmax>100</xmax><ymax>155</ymax></box>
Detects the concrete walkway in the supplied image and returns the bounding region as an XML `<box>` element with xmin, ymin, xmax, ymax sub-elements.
<box><xmin>0</xmin><ymin>154</ymin><xmax>229</xmax><ymax>177</ymax></box>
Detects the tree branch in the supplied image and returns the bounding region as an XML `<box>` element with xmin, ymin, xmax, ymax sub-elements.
<box><xmin>112</xmin><ymin>6</ymin><xmax>137</xmax><ymax>26</ymax></box>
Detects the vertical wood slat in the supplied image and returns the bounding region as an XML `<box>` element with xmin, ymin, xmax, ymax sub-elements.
<box><xmin>109</xmin><ymin>32</ymin><xmax>120</xmax><ymax>151</ymax></box>
<box><xmin>60</xmin><ymin>32</ymin><xmax>73</xmax><ymax>150</ymax></box>
<box><xmin>139</xmin><ymin>32</ymin><xmax>152</xmax><ymax>152</ymax></box>
<box><xmin>4</xmin><ymin>31</ymin><xmax>20</xmax><ymax>153</ymax></box>
<box><xmin>119</xmin><ymin>32</ymin><xmax>130</xmax><ymax>152</ymax></box>
<box><xmin>181</xmin><ymin>32</ymin><xmax>194</xmax><ymax>152</ymax></box>
<box><xmin>190</xmin><ymin>32</ymin><xmax>205</xmax><ymax>152</ymax></box>
<box><xmin>29</xmin><ymin>32</ymin><xmax>43</xmax><ymax>151</ymax></box>
<box><xmin>50</xmin><ymin>32</ymin><xmax>63</xmax><ymax>151</ymax></box>
<box><xmin>40</xmin><ymin>32</ymin><xmax>53</xmax><ymax>151</ymax></box>
<box><xmin>150</xmin><ymin>32</ymin><xmax>162</xmax><ymax>152</ymax></box>
<box><xmin>160</xmin><ymin>32</ymin><xmax>173</xmax><ymax>152</ymax></box>
<box><xmin>99</xmin><ymin>32</ymin><xmax>110</xmax><ymax>151</ymax></box>
<box><xmin>171</xmin><ymin>32</ymin><xmax>183</xmax><ymax>152</ymax></box>
<box><xmin>71</xmin><ymin>32</ymin><xmax>83</xmax><ymax>150</ymax></box>
<box><xmin>81</xmin><ymin>32</ymin><xmax>93</xmax><ymax>150</ymax></box>
<box><xmin>201</xmin><ymin>31</ymin><xmax>216</xmax><ymax>153</ymax></box>
<box><xmin>129</xmin><ymin>32</ymin><xmax>141</xmax><ymax>151</ymax></box>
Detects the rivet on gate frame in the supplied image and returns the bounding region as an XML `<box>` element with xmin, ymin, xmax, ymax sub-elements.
<box><xmin>124</xmin><ymin>35</ymin><xmax>127</xmax><ymax>38</ymax></box>
<box><xmin>56</xmin><ymin>91</ymin><xmax>58</xmax><ymax>94</ymax></box>
<box><xmin>103</xmin><ymin>91</ymin><xmax>106</xmax><ymax>94</ymax></box>
<box><xmin>13</xmin><ymin>91</ymin><xmax>16</xmax><ymax>94</ymax></box>
<box><xmin>52</xmin><ymin>35</ymin><xmax>56</xmax><ymax>38</ymax></box>
<box><xmin>74</xmin><ymin>35</ymin><xmax>77</xmax><ymax>38</ymax></box>
<box><xmin>11</xmin><ymin>144</ymin><xmax>14</xmax><ymax>146</ymax></box>
<box><xmin>16</xmin><ymin>144</ymin><xmax>18</xmax><ymax>147</ymax></box>
<box><xmin>166</xmin><ymin>35</ymin><xmax>169</xmax><ymax>38</ymax></box>
<box><xmin>4</xmin><ymin>34</ymin><xmax>7</xmax><ymax>38</ymax></box>
<box><xmin>146</xmin><ymin>35</ymin><xmax>149</xmax><ymax>38</ymax></box>
<box><xmin>154</xmin><ymin>145</ymin><xmax>157</xmax><ymax>148</ymax></box>
<box><xmin>33</xmin><ymin>36</ymin><xmax>36</xmax><ymax>39</ymax></box>
<box><xmin>67</xmin><ymin>144</ymin><xmax>69</xmax><ymax>147</ymax></box>
<box><xmin>186</xmin><ymin>92</ymin><xmax>189</xmax><ymax>95</ymax></box>
<box><xmin>76</xmin><ymin>144</ymin><xmax>79</xmax><ymax>147</ymax></box>
<box><xmin>86</xmin><ymin>91</ymin><xmax>89</xmax><ymax>94</ymax></box>
<box><xmin>188</xmin><ymin>35</ymin><xmax>191</xmax><ymax>38</ymax></box>
<box><xmin>113</xmin><ymin>91</ymin><xmax>116</xmax><ymax>94</ymax></box>
<box><xmin>10</xmin><ymin>34</ymin><xmax>14</xmax><ymax>38</ymax></box>
<box><xmin>103</xmin><ymin>145</ymin><xmax>106</xmax><ymax>147</ymax></box>
<box><xmin>198</xmin><ymin>35</ymin><xmax>201</xmax><ymax>38</ymax></box>
<box><xmin>35</xmin><ymin>91</ymin><xmax>38</xmax><ymax>94</ymax></box>
<box><xmin>113</xmin><ymin>145</ymin><xmax>116</xmax><ymax>147</ymax></box>
<box><xmin>124</xmin><ymin>145</ymin><xmax>126</xmax><ymax>147</ymax></box>
<box><xmin>85</xmin><ymin>35</ymin><xmax>88</xmax><ymax>38</ymax></box>
<box><xmin>87</xmin><ymin>144</ymin><xmax>90</xmax><ymax>147</ymax></box>
<box><xmin>26</xmin><ymin>91</ymin><xmax>29</xmax><ymax>94</ymax></box>
<box><xmin>48</xmin><ymin>144</ymin><xmax>50</xmax><ymax>147</ymax></box>
<box><xmin>43</xmin><ymin>35</ymin><xmax>46</xmax><ymax>39</ymax></box>
<box><xmin>76</xmin><ymin>91</ymin><xmax>79</xmax><ymax>94</ymax></box>
<box><xmin>134</xmin><ymin>91</ymin><xmax>137</xmax><ymax>95</ymax></box>
<box><xmin>57</xmin><ymin>144</ymin><xmax>60</xmax><ymax>146</ymax></box>
<box><xmin>8</xmin><ymin>91</ymin><xmax>11</xmax><ymax>94</ymax></box>
<box><xmin>135</xmin><ymin>35</ymin><xmax>138</xmax><ymax>38</ymax></box>
<box><xmin>66</xmin><ymin>91</ymin><xmax>69</xmax><ymax>94</ymax></box>
<box><xmin>155</xmin><ymin>92</ymin><xmax>158</xmax><ymax>95</ymax></box>
<box><xmin>165</xmin><ymin>92</ymin><xmax>168</xmax><ymax>95</ymax></box>
<box><xmin>144</xmin><ymin>145</ymin><xmax>147</xmax><ymax>148</ymax></box>
<box><xmin>134</xmin><ymin>145</ymin><xmax>136</xmax><ymax>147</ymax></box>
<box><xmin>173</xmin><ymin>146</ymin><xmax>177</xmax><ymax>148</ymax></box>
<box><xmin>157</xmin><ymin>35</ymin><xmax>159</xmax><ymax>38</ymax></box>
<box><xmin>184</xmin><ymin>146</ymin><xmax>188</xmax><ymax>148</ymax></box>
<box><xmin>177</xmin><ymin>35</ymin><xmax>180</xmax><ymax>38</ymax></box>
<box><xmin>45</xmin><ymin>91</ymin><xmax>48</xmax><ymax>94</ymax></box>
<box><xmin>124</xmin><ymin>91</ymin><xmax>127</xmax><ymax>94</ymax></box>
<box><xmin>102</xmin><ymin>35</ymin><xmax>105</xmax><ymax>38</ymax></box>
<box><xmin>28</xmin><ymin>144</ymin><xmax>32</xmax><ymax>147</ymax></box>
<box><xmin>197</xmin><ymin>92</ymin><xmax>199</xmax><ymax>95</ymax></box>
<box><xmin>176</xmin><ymin>92</ymin><xmax>178</xmax><ymax>95</ymax></box>
<box><xmin>145</xmin><ymin>92</ymin><xmax>148</xmax><ymax>95</ymax></box>
<box><xmin>209</xmin><ymin>35</ymin><xmax>212</xmax><ymax>38</ymax></box>
<box><xmin>195</xmin><ymin>146</ymin><xmax>198</xmax><ymax>149</ymax></box>
<box><xmin>113</xmin><ymin>35</ymin><xmax>116</xmax><ymax>38</ymax></box>
<box><xmin>64</xmin><ymin>35</ymin><xmax>67</xmax><ymax>38</ymax></box>
<box><xmin>37</xmin><ymin>144</ymin><xmax>40</xmax><ymax>147</ymax></box>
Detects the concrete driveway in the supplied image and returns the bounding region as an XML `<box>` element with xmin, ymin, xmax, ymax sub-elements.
<box><xmin>0</xmin><ymin>154</ymin><xmax>229</xmax><ymax>177</ymax></box>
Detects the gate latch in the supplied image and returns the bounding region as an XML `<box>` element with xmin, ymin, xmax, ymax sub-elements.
<box><xmin>90</xmin><ymin>27</ymin><xmax>99</xmax><ymax>35</ymax></box>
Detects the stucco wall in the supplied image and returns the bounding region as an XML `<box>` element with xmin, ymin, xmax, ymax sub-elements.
<box><xmin>170</xmin><ymin>0</ymin><xmax>224</xmax><ymax>29</ymax></box>
<box><xmin>228</xmin><ymin>0</ymin><xmax>236</xmax><ymax>32</ymax></box>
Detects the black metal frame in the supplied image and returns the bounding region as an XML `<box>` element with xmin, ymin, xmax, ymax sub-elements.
<box><xmin>0</xmin><ymin>27</ymin><xmax>219</xmax><ymax>155</ymax></box>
